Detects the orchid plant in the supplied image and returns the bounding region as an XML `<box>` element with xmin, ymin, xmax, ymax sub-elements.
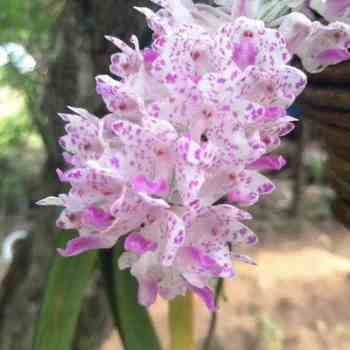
<box><xmin>35</xmin><ymin>1</ymin><xmax>350</xmax><ymax>349</ymax></box>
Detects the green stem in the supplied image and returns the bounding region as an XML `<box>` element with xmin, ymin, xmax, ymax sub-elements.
<box><xmin>169</xmin><ymin>293</ymin><xmax>195</xmax><ymax>350</ymax></box>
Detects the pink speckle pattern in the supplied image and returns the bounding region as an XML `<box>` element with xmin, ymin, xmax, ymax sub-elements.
<box><xmin>38</xmin><ymin>0</ymin><xmax>328</xmax><ymax>311</ymax></box>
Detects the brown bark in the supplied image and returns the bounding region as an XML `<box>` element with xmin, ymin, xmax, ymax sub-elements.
<box><xmin>290</xmin><ymin>120</ymin><xmax>310</xmax><ymax>218</ymax></box>
<box><xmin>299</xmin><ymin>60</ymin><xmax>350</xmax><ymax>229</ymax></box>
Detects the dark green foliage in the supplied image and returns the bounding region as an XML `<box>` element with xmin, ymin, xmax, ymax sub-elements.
<box><xmin>0</xmin><ymin>0</ymin><xmax>63</xmax><ymax>212</ymax></box>
<box><xmin>33</xmin><ymin>235</ymin><xmax>161</xmax><ymax>350</ymax></box>
<box><xmin>100</xmin><ymin>242</ymin><xmax>162</xmax><ymax>350</ymax></box>
<box><xmin>33</xmin><ymin>231</ymin><xmax>97</xmax><ymax>350</ymax></box>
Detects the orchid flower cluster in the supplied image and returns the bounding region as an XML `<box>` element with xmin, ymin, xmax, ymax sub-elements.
<box><xmin>38</xmin><ymin>0</ymin><xmax>350</xmax><ymax>310</ymax></box>
<box><xmin>287</xmin><ymin>0</ymin><xmax>350</xmax><ymax>24</ymax></box>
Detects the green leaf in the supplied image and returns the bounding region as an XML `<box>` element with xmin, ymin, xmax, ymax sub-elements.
<box><xmin>100</xmin><ymin>241</ymin><xmax>162</xmax><ymax>350</ymax></box>
<box><xmin>33</xmin><ymin>231</ymin><xmax>96</xmax><ymax>350</ymax></box>
<box><xmin>259</xmin><ymin>0</ymin><xmax>291</xmax><ymax>23</ymax></box>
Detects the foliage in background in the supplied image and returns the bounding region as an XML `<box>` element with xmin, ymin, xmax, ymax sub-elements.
<box><xmin>0</xmin><ymin>0</ymin><xmax>63</xmax><ymax>213</ymax></box>
<box><xmin>256</xmin><ymin>313</ymin><xmax>285</xmax><ymax>350</ymax></box>
<box><xmin>0</xmin><ymin>76</ymin><xmax>43</xmax><ymax>212</ymax></box>
<box><xmin>33</xmin><ymin>231</ymin><xmax>97</xmax><ymax>350</ymax></box>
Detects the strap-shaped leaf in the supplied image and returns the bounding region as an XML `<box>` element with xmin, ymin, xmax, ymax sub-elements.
<box><xmin>33</xmin><ymin>231</ymin><xmax>96</xmax><ymax>350</ymax></box>
<box><xmin>100</xmin><ymin>241</ymin><xmax>162</xmax><ymax>350</ymax></box>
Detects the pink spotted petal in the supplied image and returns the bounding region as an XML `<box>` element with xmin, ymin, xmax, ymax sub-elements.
<box><xmin>186</xmin><ymin>204</ymin><xmax>255</xmax><ymax>247</ymax></box>
<box><xmin>291</xmin><ymin>20</ymin><xmax>350</xmax><ymax>73</ymax></box>
<box><xmin>189</xmin><ymin>285</ymin><xmax>216</xmax><ymax>311</ymax></box>
<box><xmin>263</xmin><ymin>107</ymin><xmax>287</xmax><ymax>121</ymax></box>
<box><xmin>228</xmin><ymin>171</ymin><xmax>275</xmax><ymax>206</ymax></box>
<box><xmin>132</xmin><ymin>175</ymin><xmax>169</xmax><ymax>194</ymax></box>
<box><xmin>180</xmin><ymin>246</ymin><xmax>223</xmax><ymax>277</ymax></box>
<box><xmin>137</xmin><ymin>280</ymin><xmax>159</xmax><ymax>307</ymax></box>
<box><xmin>232</xmin><ymin>253</ymin><xmax>257</xmax><ymax>265</ymax></box>
<box><xmin>160</xmin><ymin>211</ymin><xmax>186</xmax><ymax>266</ymax></box>
<box><xmin>324</xmin><ymin>0</ymin><xmax>350</xmax><ymax>16</ymax></box>
<box><xmin>149</xmin><ymin>0</ymin><xmax>193</xmax><ymax>26</ymax></box>
<box><xmin>310</xmin><ymin>0</ymin><xmax>350</xmax><ymax>23</ymax></box>
<box><xmin>96</xmin><ymin>75</ymin><xmax>146</xmax><ymax>119</ymax></box>
<box><xmin>58</xmin><ymin>234</ymin><xmax>116</xmax><ymax>256</ymax></box>
<box><xmin>108</xmin><ymin>189</ymin><xmax>166</xmax><ymax>238</ymax></box>
<box><xmin>317</xmin><ymin>48</ymin><xmax>350</xmax><ymax>64</ymax></box>
<box><xmin>230</xmin><ymin>0</ymin><xmax>261</xmax><ymax>19</ymax></box>
<box><xmin>105</xmin><ymin>35</ymin><xmax>142</xmax><ymax>78</ymax></box>
<box><xmin>248</xmin><ymin>155</ymin><xmax>287</xmax><ymax>171</ymax></box>
<box><xmin>279</xmin><ymin>12</ymin><xmax>312</xmax><ymax>54</ymax></box>
<box><xmin>215</xmin><ymin>18</ymin><xmax>290</xmax><ymax>72</ymax></box>
<box><xmin>238</xmin><ymin>65</ymin><xmax>307</xmax><ymax>107</ymax></box>
<box><xmin>81</xmin><ymin>207</ymin><xmax>115</xmax><ymax>229</ymax></box>
<box><xmin>134</xmin><ymin>6</ymin><xmax>170</xmax><ymax>35</ymax></box>
<box><xmin>56</xmin><ymin>210</ymin><xmax>82</xmax><ymax>230</ymax></box>
<box><xmin>232</xmin><ymin>40</ymin><xmax>257</xmax><ymax>70</ymax></box>
<box><xmin>124</xmin><ymin>233</ymin><xmax>158</xmax><ymax>255</ymax></box>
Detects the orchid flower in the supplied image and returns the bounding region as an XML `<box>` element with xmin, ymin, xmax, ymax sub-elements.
<box><xmin>309</xmin><ymin>0</ymin><xmax>350</xmax><ymax>24</ymax></box>
<box><xmin>38</xmin><ymin>0</ymin><xmax>350</xmax><ymax>312</ymax></box>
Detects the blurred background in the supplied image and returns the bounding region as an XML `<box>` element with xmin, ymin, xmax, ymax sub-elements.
<box><xmin>1</xmin><ymin>1</ymin><xmax>349</xmax><ymax>349</ymax></box>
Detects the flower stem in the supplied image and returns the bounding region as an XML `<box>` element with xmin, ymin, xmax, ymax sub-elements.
<box><xmin>202</xmin><ymin>279</ymin><xmax>224</xmax><ymax>350</ymax></box>
<box><xmin>169</xmin><ymin>293</ymin><xmax>195</xmax><ymax>350</ymax></box>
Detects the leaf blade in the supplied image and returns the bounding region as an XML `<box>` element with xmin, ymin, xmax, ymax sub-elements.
<box><xmin>33</xmin><ymin>232</ymin><xmax>96</xmax><ymax>350</ymax></box>
<box><xmin>100</xmin><ymin>242</ymin><xmax>162</xmax><ymax>350</ymax></box>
